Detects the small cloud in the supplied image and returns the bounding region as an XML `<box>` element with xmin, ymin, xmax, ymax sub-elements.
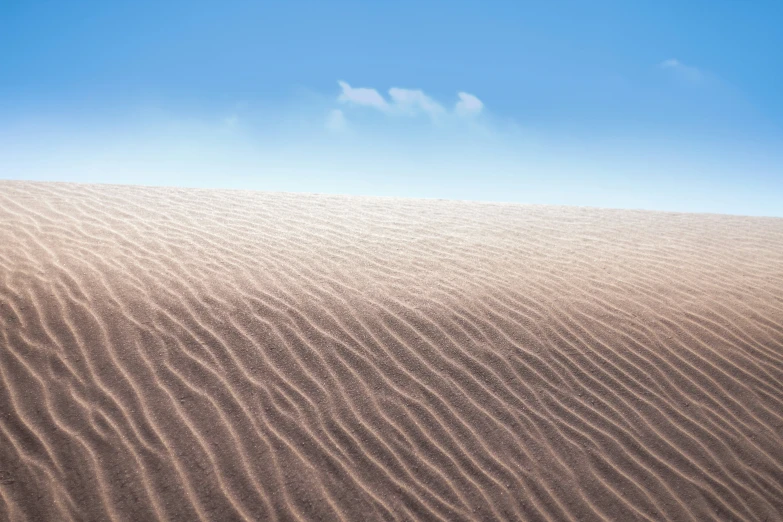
<box><xmin>455</xmin><ymin>92</ymin><xmax>483</xmax><ymax>116</ymax></box>
<box><xmin>388</xmin><ymin>88</ymin><xmax>444</xmax><ymax>117</ymax></box>
<box><xmin>659</xmin><ymin>59</ymin><xmax>703</xmax><ymax>82</ymax></box>
<box><xmin>335</xmin><ymin>81</ymin><xmax>483</xmax><ymax>122</ymax></box>
<box><xmin>338</xmin><ymin>81</ymin><xmax>389</xmax><ymax>110</ymax></box>
<box><xmin>217</xmin><ymin>114</ymin><xmax>240</xmax><ymax>134</ymax></box>
<box><xmin>326</xmin><ymin>109</ymin><xmax>347</xmax><ymax>132</ymax></box>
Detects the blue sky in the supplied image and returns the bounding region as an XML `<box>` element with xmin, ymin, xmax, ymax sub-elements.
<box><xmin>1</xmin><ymin>0</ymin><xmax>782</xmax><ymax>216</ymax></box>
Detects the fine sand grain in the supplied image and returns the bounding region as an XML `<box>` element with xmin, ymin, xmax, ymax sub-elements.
<box><xmin>1</xmin><ymin>180</ymin><xmax>782</xmax><ymax>521</ymax></box>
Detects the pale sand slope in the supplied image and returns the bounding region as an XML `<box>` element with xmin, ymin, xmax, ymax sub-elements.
<box><xmin>0</xmin><ymin>181</ymin><xmax>782</xmax><ymax>522</ymax></box>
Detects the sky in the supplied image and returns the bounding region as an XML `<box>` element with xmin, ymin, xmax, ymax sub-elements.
<box><xmin>1</xmin><ymin>0</ymin><xmax>782</xmax><ymax>216</ymax></box>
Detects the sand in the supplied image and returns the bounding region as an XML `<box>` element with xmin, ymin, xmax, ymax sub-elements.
<box><xmin>0</xmin><ymin>180</ymin><xmax>782</xmax><ymax>521</ymax></box>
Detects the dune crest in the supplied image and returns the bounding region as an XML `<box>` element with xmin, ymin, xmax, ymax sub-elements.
<box><xmin>1</xmin><ymin>181</ymin><xmax>782</xmax><ymax>521</ymax></box>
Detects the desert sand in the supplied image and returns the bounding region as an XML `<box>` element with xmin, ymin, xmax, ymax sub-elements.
<box><xmin>0</xmin><ymin>180</ymin><xmax>782</xmax><ymax>521</ymax></box>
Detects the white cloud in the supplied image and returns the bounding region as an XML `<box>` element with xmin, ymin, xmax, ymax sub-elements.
<box><xmin>659</xmin><ymin>59</ymin><xmax>704</xmax><ymax>82</ymax></box>
<box><xmin>338</xmin><ymin>81</ymin><xmax>389</xmax><ymax>110</ymax></box>
<box><xmin>222</xmin><ymin>115</ymin><xmax>239</xmax><ymax>129</ymax></box>
<box><xmin>388</xmin><ymin>88</ymin><xmax>444</xmax><ymax>117</ymax></box>
<box><xmin>455</xmin><ymin>92</ymin><xmax>483</xmax><ymax>116</ymax></box>
<box><xmin>326</xmin><ymin>109</ymin><xmax>347</xmax><ymax>132</ymax></box>
<box><xmin>336</xmin><ymin>81</ymin><xmax>483</xmax><ymax>121</ymax></box>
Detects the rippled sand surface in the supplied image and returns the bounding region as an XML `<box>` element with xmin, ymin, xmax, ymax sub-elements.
<box><xmin>1</xmin><ymin>181</ymin><xmax>782</xmax><ymax>521</ymax></box>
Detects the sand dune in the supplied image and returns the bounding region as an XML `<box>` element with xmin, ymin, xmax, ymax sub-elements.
<box><xmin>0</xmin><ymin>180</ymin><xmax>782</xmax><ymax>521</ymax></box>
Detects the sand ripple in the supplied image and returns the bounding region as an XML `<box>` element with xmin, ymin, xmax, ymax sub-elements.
<box><xmin>1</xmin><ymin>181</ymin><xmax>782</xmax><ymax>521</ymax></box>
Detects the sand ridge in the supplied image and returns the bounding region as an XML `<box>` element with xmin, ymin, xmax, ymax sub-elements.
<box><xmin>0</xmin><ymin>180</ymin><xmax>782</xmax><ymax>521</ymax></box>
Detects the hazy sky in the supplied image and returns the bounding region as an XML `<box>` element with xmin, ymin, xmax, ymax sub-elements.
<box><xmin>1</xmin><ymin>0</ymin><xmax>782</xmax><ymax>216</ymax></box>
